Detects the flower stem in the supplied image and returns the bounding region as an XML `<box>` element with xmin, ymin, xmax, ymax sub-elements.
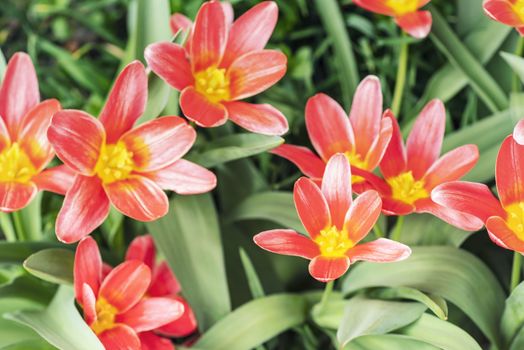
<box><xmin>511</xmin><ymin>252</ymin><xmax>522</xmax><ymax>292</ymax></box>
<box><xmin>391</xmin><ymin>34</ymin><xmax>409</xmax><ymax>116</ymax></box>
<box><xmin>318</xmin><ymin>281</ymin><xmax>334</xmax><ymax>314</ymax></box>
<box><xmin>513</xmin><ymin>36</ymin><xmax>524</xmax><ymax>92</ymax></box>
<box><xmin>12</xmin><ymin>211</ymin><xmax>27</xmax><ymax>241</ymax></box>
<box><xmin>0</xmin><ymin>213</ymin><xmax>16</xmax><ymax>242</ymax></box>
<box><xmin>373</xmin><ymin>224</ymin><xmax>384</xmax><ymax>238</ymax></box>
<box><xmin>390</xmin><ymin>216</ymin><xmax>405</xmax><ymax>242</ymax></box>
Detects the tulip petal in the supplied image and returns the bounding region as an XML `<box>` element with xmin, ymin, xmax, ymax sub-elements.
<box><xmin>18</xmin><ymin>99</ymin><xmax>61</xmax><ymax>170</ymax></box>
<box><xmin>431</xmin><ymin>181</ymin><xmax>505</xmax><ymax>223</ymax></box>
<box><xmin>415</xmin><ymin>198</ymin><xmax>484</xmax><ymax>231</ymax></box>
<box><xmin>142</xmin><ymin>159</ymin><xmax>216</xmax><ymax>195</ymax></box>
<box><xmin>48</xmin><ymin>110</ymin><xmax>105</xmax><ymax>176</ymax></box>
<box><xmin>148</xmin><ymin>261</ymin><xmax>181</xmax><ymax>297</ymax></box>
<box><xmin>379</xmin><ymin>111</ymin><xmax>407</xmax><ymax>178</ymax></box>
<box><xmin>294</xmin><ymin>177</ymin><xmax>331</xmax><ymax>239</ymax></box>
<box><xmin>56</xmin><ymin>175</ymin><xmax>110</xmax><ymax>243</ymax></box>
<box><xmin>33</xmin><ymin>165</ymin><xmax>76</xmax><ymax>195</ymax></box>
<box><xmin>486</xmin><ymin>216</ymin><xmax>524</xmax><ymax>253</ymax></box>
<box><xmin>514</xmin><ymin>119</ymin><xmax>524</xmax><ymax>145</ymax></box>
<box><xmin>423</xmin><ymin>144</ymin><xmax>479</xmax><ymax>189</ymax></box>
<box><xmin>344</xmin><ymin>190</ymin><xmax>382</xmax><ymax>243</ymax></box>
<box><xmin>349</xmin><ymin>76</ymin><xmax>383</xmax><ymax>155</ymax></box>
<box><xmin>346</xmin><ymin>238</ymin><xmax>411</xmax><ymax>263</ymax></box>
<box><xmin>157</xmin><ymin>295</ymin><xmax>198</xmax><ymax>338</ymax></box>
<box><xmin>169</xmin><ymin>13</ymin><xmax>192</xmax><ymax>36</ymax></box>
<box><xmin>308</xmin><ymin>256</ymin><xmax>350</xmax><ymax>282</ymax></box>
<box><xmin>224</xmin><ymin>101</ymin><xmax>288</xmax><ymax>135</ymax></box>
<box><xmin>381</xmin><ymin>197</ymin><xmax>415</xmax><ymax>216</ymax></box>
<box><xmin>104</xmin><ymin>176</ymin><xmax>168</xmax><ymax>222</ymax></box>
<box><xmin>0</xmin><ymin>115</ymin><xmax>10</xmax><ymax>152</ymax></box>
<box><xmin>180</xmin><ymin>87</ymin><xmax>228</xmax><ymax>127</ymax></box>
<box><xmin>191</xmin><ymin>1</ymin><xmax>227</xmax><ymax>71</ymax></box>
<box><xmin>126</xmin><ymin>235</ymin><xmax>156</xmax><ymax>269</ymax></box>
<box><xmin>395</xmin><ymin>11</ymin><xmax>432</xmax><ymax>39</ymax></box>
<box><xmin>98</xmin><ymin>325</ymin><xmax>141</xmax><ymax>350</ymax></box>
<box><xmin>364</xmin><ymin>116</ymin><xmax>393</xmax><ymax>170</ymax></box>
<box><xmin>270</xmin><ymin>144</ymin><xmax>325</xmax><ymax>180</ymax></box>
<box><xmin>82</xmin><ymin>283</ymin><xmax>97</xmax><ymax>325</ymax></box>
<box><xmin>74</xmin><ymin>237</ymin><xmax>102</xmax><ymax>305</ymax></box>
<box><xmin>117</xmin><ymin>297</ymin><xmax>184</xmax><ymax>332</ymax></box>
<box><xmin>305</xmin><ymin>93</ymin><xmax>354</xmax><ymax>161</ymax></box>
<box><xmin>483</xmin><ymin>0</ymin><xmax>523</xmax><ymax>27</ymax></box>
<box><xmin>228</xmin><ymin>50</ymin><xmax>287</xmax><ymax>100</ymax></box>
<box><xmin>0</xmin><ymin>52</ymin><xmax>40</xmax><ymax>138</ymax></box>
<box><xmin>99</xmin><ymin>260</ymin><xmax>151</xmax><ymax>313</ymax></box>
<box><xmin>221</xmin><ymin>1</ymin><xmax>278</xmax><ymax>67</ymax></box>
<box><xmin>321</xmin><ymin>154</ymin><xmax>352</xmax><ymax>229</ymax></box>
<box><xmin>139</xmin><ymin>332</ymin><xmax>174</xmax><ymax>350</ymax></box>
<box><xmin>496</xmin><ymin>136</ymin><xmax>524</xmax><ymax>206</ymax></box>
<box><xmin>0</xmin><ymin>181</ymin><xmax>37</xmax><ymax>212</ymax></box>
<box><xmin>352</xmin><ymin>0</ymin><xmax>395</xmax><ymax>16</ymax></box>
<box><xmin>145</xmin><ymin>42</ymin><xmax>193</xmax><ymax>91</ymax></box>
<box><xmin>253</xmin><ymin>229</ymin><xmax>319</xmax><ymax>259</ymax></box>
<box><xmin>121</xmin><ymin>116</ymin><xmax>196</xmax><ymax>171</ymax></box>
<box><xmin>406</xmin><ymin>100</ymin><xmax>445</xmax><ymax>179</ymax></box>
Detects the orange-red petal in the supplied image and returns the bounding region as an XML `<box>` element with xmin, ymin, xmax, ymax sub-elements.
<box><xmin>126</xmin><ymin>235</ymin><xmax>156</xmax><ymax>269</ymax></box>
<box><xmin>33</xmin><ymin>165</ymin><xmax>75</xmax><ymax>195</ymax></box>
<box><xmin>395</xmin><ymin>11</ymin><xmax>432</xmax><ymax>39</ymax></box>
<box><xmin>321</xmin><ymin>154</ymin><xmax>352</xmax><ymax>229</ymax></box>
<box><xmin>224</xmin><ymin>101</ymin><xmax>288</xmax><ymax>135</ymax></box>
<box><xmin>99</xmin><ymin>260</ymin><xmax>151</xmax><ymax>313</ymax></box>
<box><xmin>486</xmin><ymin>216</ymin><xmax>524</xmax><ymax>253</ymax></box>
<box><xmin>305</xmin><ymin>93</ymin><xmax>354</xmax><ymax>161</ymax></box>
<box><xmin>170</xmin><ymin>13</ymin><xmax>192</xmax><ymax>36</ymax></box>
<box><xmin>145</xmin><ymin>42</ymin><xmax>193</xmax><ymax>91</ymax></box>
<box><xmin>117</xmin><ymin>297</ymin><xmax>184</xmax><ymax>332</ymax></box>
<box><xmin>379</xmin><ymin>111</ymin><xmax>407</xmax><ymax>178</ymax></box>
<box><xmin>353</xmin><ymin>0</ymin><xmax>395</xmax><ymax>16</ymax></box>
<box><xmin>294</xmin><ymin>177</ymin><xmax>331</xmax><ymax>239</ymax></box>
<box><xmin>364</xmin><ymin>116</ymin><xmax>393</xmax><ymax>170</ymax></box>
<box><xmin>148</xmin><ymin>261</ymin><xmax>181</xmax><ymax>297</ymax></box>
<box><xmin>344</xmin><ymin>190</ymin><xmax>382</xmax><ymax>244</ymax></box>
<box><xmin>48</xmin><ymin>110</ymin><xmax>105</xmax><ymax>176</ymax></box>
<box><xmin>270</xmin><ymin>144</ymin><xmax>325</xmax><ymax>180</ymax></box>
<box><xmin>74</xmin><ymin>236</ymin><xmax>102</xmax><ymax>305</ymax></box>
<box><xmin>496</xmin><ymin>136</ymin><xmax>524</xmax><ymax>206</ymax></box>
<box><xmin>56</xmin><ymin>175</ymin><xmax>110</xmax><ymax>243</ymax></box>
<box><xmin>253</xmin><ymin>229</ymin><xmax>319</xmax><ymax>259</ymax></box>
<box><xmin>0</xmin><ymin>181</ymin><xmax>37</xmax><ymax>212</ymax></box>
<box><xmin>104</xmin><ymin>176</ymin><xmax>168</xmax><ymax>222</ymax></box>
<box><xmin>98</xmin><ymin>325</ymin><xmax>141</xmax><ymax>350</ymax></box>
<box><xmin>139</xmin><ymin>332</ymin><xmax>174</xmax><ymax>350</ymax></box>
<box><xmin>484</xmin><ymin>0</ymin><xmax>523</xmax><ymax>27</ymax></box>
<box><xmin>415</xmin><ymin>198</ymin><xmax>484</xmax><ymax>231</ymax></box>
<box><xmin>179</xmin><ymin>87</ymin><xmax>228</xmax><ymax>127</ymax></box>
<box><xmin>99</xmin><ymin>61</ymin><xmax>147</xmax><ymax>143</ymax></box>
<box><xmin>121</xmin><ymin>116</ymin><xmax>196</xmax><ymax>172</ymax></box>
<box><xmin>228</xmin><ymin>50</ymin><xmax>287</xmax><ymax>100</ymax></box>
<box><xmin>346</xmin><ymin>238</ymin><xmax>411</xmax><ymax>263</ymax></box>
<box><xmin>308</xmin><ymin>256</ymin><xmax>350</xmax><ymax>282</ymax></box>
<box><xmin>381</xmin><ymin>197</ymin><xmax>415</xmax><ymax>216</ymax></box>
<box><xmin>156</xmin><ymin>295</ymin><xmax>197</xmax><ymax>338</ymax></box>
<box><xmin>0</xmin><ymin>52</ymin><xmax>40</xmax><ymax>138</ymax></box>
<box><xmin>82</xmin><ymin>283</ymin><xmax>97</xmax><ymax>325</ymax></box>
<box><xmin>221</xmin><ymin>1</ymin><xmax>278</xmax><ymax>67</ymax></box>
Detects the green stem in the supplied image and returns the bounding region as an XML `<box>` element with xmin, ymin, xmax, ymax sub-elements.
<box><xmin>12</xmin><ymin>211</ymin><xmax>27</xmax><ymax>241</ymax></box>
<box><xmin>390</xmin><ymin>216</ymin><xmax>405</xmax><ymax>242</ymax></box>
<box><xmin>511</xmin><ymin>252</ymin><xmax>522</xmax><ymax>292</ymax></box>
<box><xmin>391</xmin><ymin>34</ymin><xmax>409</xmax><ymax>116</ymax></box>
<box><xmin>513</xmin><ymin>36</ymin><xmax>524</xmax><ymax>92</ymax></box>
<box><xmin>0</xmin><ymin>213</ymin><xmax>16</xmax><ymax>242</ymax></box>
<box><xmin>318</xmin><ymin>281</ymin><xmax>334</xmax><ymax>314</ymax></box>
<box><xmin>373</xmin><ymin>224</ymin><xmax>384</xmax><ymax>238</ymax></box>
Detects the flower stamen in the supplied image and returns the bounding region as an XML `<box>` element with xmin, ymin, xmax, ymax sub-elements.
<box><xmin>0</xmin><ymin>143</ymin><xmax>36</xmax><ymax>183</ymax></box>
<box><xmin>194</xmin><ymin>66</ymin><xmax>230</xmax><ymax>104</ymax></box>
<box><xmin>95</xmin><ymin>142</ymin><xmax>134</xmax><ymax>184</ymax></box>
<box><xmin>387</xmin><ymin>171</ymin><xmax>428</xmax><ymax>205</ymax></box>
<box><xmin>315</xmin><ymin>226</ymin><xmax>354</xmax><ymax>258</ymax></box>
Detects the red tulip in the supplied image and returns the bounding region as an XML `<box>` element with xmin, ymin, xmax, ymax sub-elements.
<box><xmin>0</xmin><ymin>52</ymin><xmax>75</xmax><ymax>211</ymax></box>
<box><xmin>125</xmin><ymin>235</ymin><xmax>198</xmax><ymax>348</ymax></box>
<box><xmin>359</xmin><ymin>100</ymin><xmax>481</xmax><ymax>231</ymax></box>
<box><xmin>271</xmin><ymin>76</ymin><xmax>392</xmax><ymax>192</ymax></box>
<box><xmin>146</xmin><ymin>1</ymin><xmax>288</xmax><ymax>135</ymax></box>
<box><xmin>483</xmin><ymin>0</ymin><xmax>524</xmax><ymax>35</ymax></box>
<box><xmin>74</xmin><ymin>237</ymin><xmax>185</xmax><ymax>350</ymax></box>
<box><xmin>353</xmin><ymin>0</ymin><xmax>432</xmax><ymax>38</ymax></box>
<box><xmin>47</xmin><ymin>61</ymin><xmax>217</xmax><ymax>243</ymax></box>
<box><xmin>253</xmin><ymin>153</ymin><xmax>411</xmax><ymax>282</ymax></box>
<box><xmin>432</xmin><ymin>133</ymin><xmax>524</xmax><ymax>252</ymax></box>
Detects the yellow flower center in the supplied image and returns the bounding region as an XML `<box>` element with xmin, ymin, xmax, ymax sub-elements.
<box><xmin>90</xmin><ymin>298</ymin><xmax>118</xmax><ymax>335</ymax></box>
<box><xmin>385</xmin><ymin>0</ymin><xmax>420</xmax><ymax>15</ymax></box>
<box><xmin>513</xmin><ymin>0</ymin><xmax>524</xmax><ymax>22</ymax></box>
<box><xmin>194</xmin><ymin>66</ymin><xmax>230</xmax><ymax>104</ymax></box>
<box><xmin>0</xmin><ymin>143</ymin><xmax>36</xmax><ymax>183</ymax></box>
<box><xmin>95</xmin><ymin>142</ymin><xmax>134</xmax><ymax>184</ymax></box>
<box><xmin>345</xmin><ymin>151</ymin><xmax>368</xmax><ymax>184</ymax></box>
<box><xmin>387</xmin><ymin>171</ymin><xmax>428</xmax><ymax>205</ymax></box>
<box><xmin>315</xmin><ymin>226</ymin><xmax>355</xmax><ymax>258</ymax></box>
<box><xmin>505</xmin><ymin>202</ymin><xmax>524</xmax><ymax>240</ymax></box>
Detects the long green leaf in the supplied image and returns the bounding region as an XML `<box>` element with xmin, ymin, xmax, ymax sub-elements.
<box><xmin>350</xmin><ymin>335</ymin><xmax>439</xmax><ymax>350</ymax></box>
<box><xmin>0</xmin><ymin>242</ymin><xmax>64</xmax><ymax>264</ymax></box>
<box><xmin>501</xmin><ymin>281</ymin><xmax>524</xmax><ymax>346</ymax></box>
<box><xmin>501</xmin><ymin>51</ymin><xmax>524</xmax><ymax>84</ymax></box>
<box><xmin>23</xmin><ymin>249</ymin><xmax>74</xmax><ymax>285</ymax></box>
<box><xmin>147</xmin><ymin>194</ymin><xmax>230</xmax><ymax>331</ymax></box>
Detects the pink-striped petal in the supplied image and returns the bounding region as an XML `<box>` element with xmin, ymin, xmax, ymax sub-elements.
<box><xmin>270</xmin><ymin>144</ymin><xmax>325</xmax><ymax>180</ymax></box>
<box><xmin>381</xmin><ymin>197</ymin><xmax>415</xmax><ymax>216</ymax></box>
<box><xmin>321</xmin><ymin>153</ymin><xmax>352</xmax><ymax>229</ymax></box>
<box><xmin>169</xmin><ymin>13</ymin><xmax>192</xmax><ymax>35</ymax></box>
<box><xmin>82</xmin><ymin>283</ymin><xmax>97</xmax><ymax>325</ymax></box>
<box><xmin>346</xmin><ymin>238</ymin><xmax>411</xmax><ymax>263</ymax></box>
<box><xmin>294</xmin><ymin>177</ymin><xmax>331</xmax><ymax>239</ymax></box>
<box><xmin>0</xmin><ymin>182</ymin><xmax>37</xmax><ymax>212</ymax></box>
<box><xmin>514</xmin><ymin>119</ymin><xmax>524</xmax><ymax>145</ymax></box>
<box><xmin>483</xmin><ymin>0</ymin><xmax>523</xmax><ymax>27</ymax></box>
<box><xmin>353</xmin><ymin>0</ymin><xmax>396</xmax><ymax>16</ymax></box>
<box><xmin>74</xmin><ymin>237</ymin><xmax>102</xmax><ymax>305</ymax></box>
<box><xmin>156</xmin><ymin>295</ymin><xmax>197</xmax><ymax>338</ymax></box>
<box><xmin>415</xmin><ymin>198</ymin><xmax>484</xmax><ymax>231</ymax></box>
<box><xmin>145</xmin><ymin>42</ymin><xmax>193</xmax><ymax>91</ymax></box>
<box><xmin>180</xmin><ymin>86</ymin><xmax>228</xmax><ymax>127</ymax></box>
<box><xmin>117</xmin><ymin>297</ymin><xmax>184</xmax><ymax>332</ymax></box>
<box><xmin>126</xmin><ymin>235</ymin><xmax>156</xmax><ymax>269</ymax></box>
<box><xmin>379</xmin><ymin>111</ymin><xmax>407</xmax><ymax>178</ymax></box>
<box><xmin>496</xmin><ymin>136</ymin><xmax>524</xmax><ymax>206</ymax></box>
<box><xmin>364</xmin><ymin>116</ymin><xmax>393</xmax><ymax>170</ymax></box>
<box><xmin>308</xmin><ymin>256</ymin><xmax>350</xmax><ymax>282</ymax></box>
<box><xmin>395</xmin><ymin>11</ymin><xmax>432</xmax><ymax>39</ymax></box>
<box><xmin>98</xmin><ymin>325</ymin><xmax>141</xmax><ymax>350</ymax></box>
<box><xmin>148</xmin><ymin>262</ymin><xmax>181</xmax><ymax>297</ymax></box>
<box><xmin>253</xmin><ymin>229</ymin><xmax>319</xmax><ymax>259</ymax></box>
<box><xmin>33</xmin><ymin>165</ymin><xmax>75</xmax><ymax>195</ymax></box>
<box><xmin>225</xmin><ymin>101</ymin><xmax>288</xmax><ymax>135</ymax></box>
<box><xmin>344</xmin><ymin>190</ymin><xmax>382</xmax><ymax>243</ymax></box>
<box><xmin>486</xmin><ymin>216</ymin><xmax>524</xmax><ymax>253</ymax></box>
<box><xmin>423</xmin><ymin>144</ymin><xmax>479</xmax><ymax>189</ymax></box>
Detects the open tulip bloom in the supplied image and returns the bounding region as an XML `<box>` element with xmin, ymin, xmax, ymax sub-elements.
<box><xmin>358</xmin><ymin>100</ymin><xmax>482</xmax><ymax>231</ymax></box>
<box><xmin>74</xmin><ymin>237</ymin><xmax>185</xmax><ymax>350</ymax></box>
<box><xmin>483</xmin><ymin>0</ymin><xmax>524</xmax><ymax>35</ymax></box>
<box><xmin>145</xmin><ymin>1</ymin><xmax>289</xmax><ymax>135</ymax></box>
<box><xmin>432</xmin><ymin>133</ymin><xmax>524</xmax><ymax>252</ymax></box>
<box><xmin>0</xmin><ymin>52</ymin><xmax>74</xmax><ymax>212</ymax></box>
<box><xmin>272</xmin><ymin>76</ymin><xmax>392</xmax><ymax>192</ymax></box>
<box><xmin>254</xmin><ymin>153</ymin><xmax>411</xmax><ymax>282</ymax></box>
<box><xmin>47</xmin><ymin>61</ymin><xmax>217</xmax><ymax>243</ymax></box>
<box><xmin>353</xmin><ymin>0</ymin><xmax>432</xmax><ymax>39</ymax></box>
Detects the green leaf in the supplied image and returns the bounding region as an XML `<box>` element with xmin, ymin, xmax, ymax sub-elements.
<box><xmin>0</xmin><ymin>49</ymin><xmax>6</xmax><ymax>81</ymax></box>
<box><xmin>5</xmin><ymin>286</ymin><xmax>104</xmax><ymax>350</ymax></box>
<box><xmin>194</xmin><ymin>294</ymin><xmax>307</xmax><ymax>350</ymax></box>
<box><xmin>0</xmin><ymin>340</ymin><xmax>56</xmax><ymax>350</ymax></box>
<box><xmin>400</xmin><ymin>214</ymin><xmax>472</xmax><ymax>247</ymax></box>
<box><xmin>190</xmin><ymin>134</ymin><xmax>284</xmax><ymax>168</ymax></box>
<box><xmin>311</xmin><ymin>297</ymin><xmax>346</xmax><ymax>330</ymax></box>
<box><xmin>17</xmin><ymin>193</ymin><xmax>43</xmax><ymax>241</ymax></box>
<box><xmin>510</xmin><ymin>326</ymin><xmax>524</xmax><ymax>350</ymax></box>
<box><xmin>342</xmin><ymin>246</ymin><xmax>505</xmax><ymax>348</ymax></box>
<box><xmin>23</xmin><ymin>249</ymin><xmax>74</xmax><ymax>285</ymax></box>
<box><xmin>0</xmin><ymin>242</ymin><xmax>64</xmax><ymax>264</ymax></box>
<box><xmin>0</xmin><ymin>298</ymin><xmax>44</xmax><ymax>349</ymax></box>
<box><xmin>429</xmin><ymin>6</ymin><xmax>508</xmax><ymax>112</ymax></box>
<box><xmin>337</xmin><ymin>297</ymin><xmax>426</xmax><ymax>347</ymax></box>
<box><xmin>147</xmin><ymin>194</ymin><xmax>230</xmax><ymax>331</ymax></box>
<box><xmin>501</xmin><ymin>51</ymin><xmax>524</xmax><ymax>84</ymax></box>
<box><xmin>350</xmin><ymin>335</ymin><xmax>440</xmax><ymax>350</ymax></box>
<box><xmin>500</xmin><ymin>280</ymin><xmax>524</xmax><ymax>346</ymax></box>
<box><xmin>239</xmin><ymin>248</ymin><xmax>265</xmax><ymax>299</ymax></box>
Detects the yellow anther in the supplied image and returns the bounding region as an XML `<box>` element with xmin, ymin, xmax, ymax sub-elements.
<box><xmin>0</xmin><ymin>143</ymin><xmax>37</xmax><ymax>183</ymax></box>
<box><xmin>95</xmin><ymin>142</ymin><xmax>134</xmax><ymax>184</ymax></box>
<box><xmin>194</xmin><ymin>66</ymin><xmax>230</xmax><ymax>103</ymax></box>
<box><xmin>344</xmin><ymin>151</ymin><xmax>369</xmax><ymax>184</ymax></box>
<box><xmin>505</xmin><ymin>202</ymin><xmax>524</xmax><ymax>239</ymax></box>
<box><xmin>386</xmin><ymin>171</ymin><xmax>428</xmax><ymax>205</ymax></box>
<box><xmin>315</xmin><ymin>226</ymin><xmax>354</xmax><ymax>258</ymax></box>
<box><xmin>385</xmin><ymin>0</ymin><xmax>419</xmax><ymax>15</ymax></box>
<box><xmin>90</xmin><ymin>298</ymin><xmax>118</xmax><ymax>335</ymax></box>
